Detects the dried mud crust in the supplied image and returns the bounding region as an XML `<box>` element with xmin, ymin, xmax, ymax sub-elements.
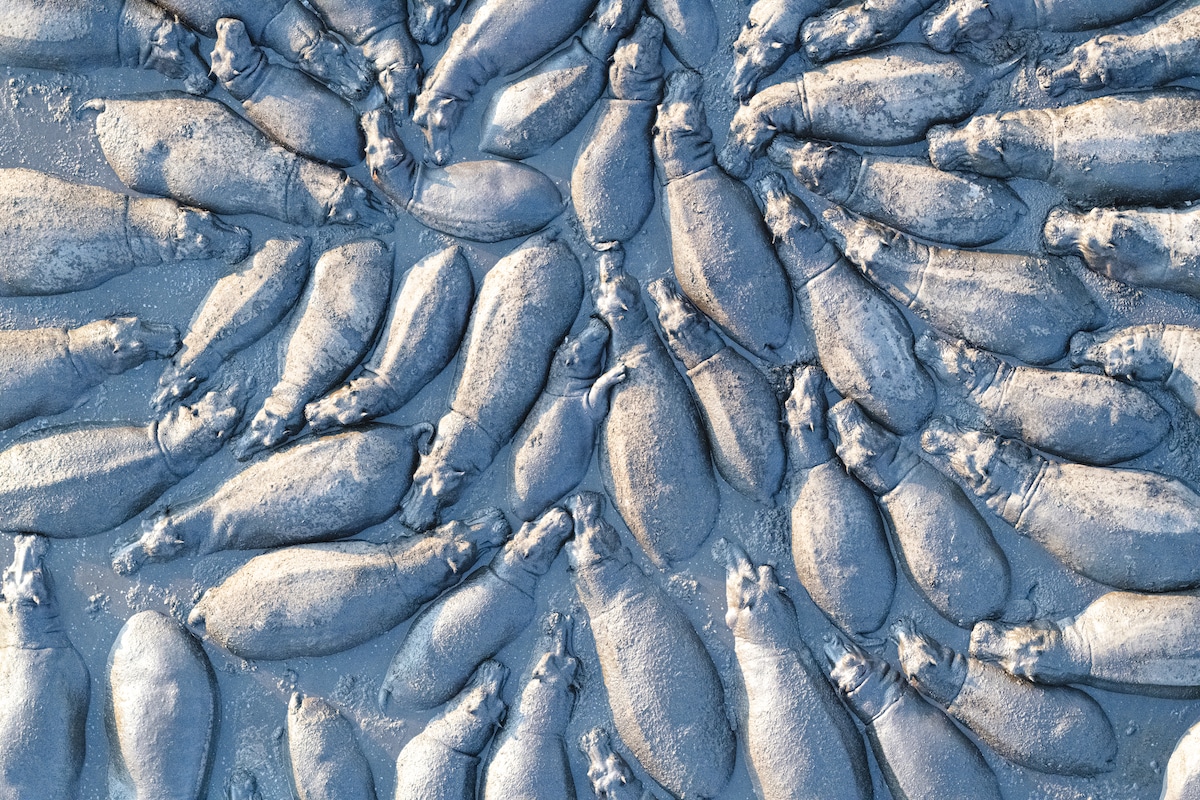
<box><xmin>0</xmin><ymin>1</ymin><xmax>1199</xmax><ymax>798</ymax></box>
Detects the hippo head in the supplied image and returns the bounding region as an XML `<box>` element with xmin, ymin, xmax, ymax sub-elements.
<box><xmin>920</xmin><ymin>415</ymin><xmax>990</xmax><ymax>473</ymax></box>
<box><xmin>920</xmin><ymin>417</ymin><xmax>1030</xmax><ymax>507</ymax></box>
<box><xmin>437</xmin><ymin>507</ymin><xmax>511</xmax><ymax>567</ymax></box>
<box><xmin>654</xmin><ymin>69</ymin><xmax>714</xmax><ymax>181</ymax></box>
<box><xmin>784</xmin><ymin>364</ymin><xmax>829</xmax><ymax>438</ymax></box>
<box><xmin>1070</xmin><ymin>328</ymin><xmax>1167</xmax><ymax>381</ymax></box>
<box><xmin>377</xmin><ymin>63</ymin><xmax>421</xmax><ymax>118</ymax></box>
<box><xmin>294</xmin><ymin>27</ymin><xmax>373</xmax><ymax>101</ymax></box>
<box><xmin>755</xmin><ymin>172</ymin><xmax>830</xmax><ymax>268</ymax></box>
<box><xmin>720</xmin><ymin>102</ymin><xmax>771</xmax><ymax>180</ymax></box>
<box><xmin>970</xmin><ymin>619</ymin><xmax>1065</xmax><ymax>682</ymax></box>
<box><xmin>441</xmin><ymin>660</ymin><xmax>508</xmax><ymax>754</ymax></box>
<box><xmin>78</xmin><ymin>317</ymin><xmax>180</xmax><ymax>375</ymax></box>
<box><xmin>324</xmin><ymin>175</ymin><xmax>393</xmax><ymax>232</ymax></box>
<box><xmin>225</xmin><ymin>769</ymin><xmax>261</xmax><ymax>800</ymax></box>
<box><xmin>928</xmin><ymin>116</ymin><xmax>1034</xmax><ymax>179</ymax></box>
<box><xmin>167</xmin><ymin>207</ymin><xmax>251</xmax><ymax>263</ymax></box>
<box><xmin>582</xmin><ymin>728</ymin><xmax>644</xmax><ymax>800</ymax></box>
<box><xmin>210</xmin><ymin>18</ymin><xmax>264</xmax><ymax>98</ymax></box>
<box><xmin>152</xmin><ymin>361</ymin><xmax>201</xmax><ymax>415</ymax></box>
<box><xmin>823</xmin><ymin>632</ymin><xmax>878</xmax><ymax>696</ymax></box>
<box><xmin>593</xmin><ymin>246</ymin><xmax>646</xmax><ymax>329</ymax></box>
<box><xmin>891</xmin><ymin>618</ymin><xmax>968</xmax><ymax>706</ymax></box>
<box><xmin>158</xmin><ymin>381</ymin><xmax>248</xmax><ymax>476</ymax></box>
<box><xmin>120</xmin><ymin>0</ymin><xmax>214</xmax><ymax>94</ymax></box>
<box><xmin>914</xmin><ymin>333</ymin><xmax>992</xmax><ymax>393</ymax></box>
<box><xmin>582</xmin><ymin>0</ymin><xmax>647</xmax><ymax>63</ymax></box>
<box><xmin>823</xmin><ymin>632</ymin><xmax>903</xmax><ymax>722</ymax></box>
<box><xmin>716</xmin><ymin>538</ymin><xmax>798</xmax><ymax>645</ymax></box>
<box><xmin>767</xmin><ymin>139</ymin><xmax>859</xmax><ymax>205</ymax></box>
<box><xmin>827</xmin><ymin>398</ymin><xmax>901</xmax><ymax>491</ymax></box>
<box><xmin>112</xmin><ymin>509</ymin><xmax>186</xmax><ymax>576</ymax></box>
<box><xmin>922</xmin><ymin>0</ymin><xmax>1009</xmax><ymax>53</ymax></box>
<box><xmin>729</xmin><ymin>14</ymin><xmax>778</xmax><ymax>101</ymax></box>
<box><xmin>555</xmin><ymin>318</ymin><xmax>611</xmax><ymax>381</ymax></box>
<box><xmin>1042</xmin><ymin>206</ymin><xmax>1092</xmax><ymax>257</ymax></box>
<box><xmin>506</xmin><ymin>507</ymin><xmax>574</xmax><ymax>576</ymax></box>
<box><xmin>400</xmin><ymin>461</ymin><xmax>460</xmax><ymax>533</ymax></box>
<box><xmin>1</xmin><ymin>535</ymin><xmax>52</xmax><ymax>609</ymax></box>
<box><xmin>658</xmin><ymin>68</ymin><xmax>708</xmax><ymax>137</ymax></box>
<box><xmin>530</xmin><ymin>612</ymin><xmax>580</xmax><ymax>691</ymax></box>
<box><xmin>566</xmin><ymin>491</ymin><xmax>627</xmax><ymax>569</ymax></box>
<box><xmin>646</xmin><ymin>278</ymin><xmax>722</xmax><ymax>367</ymax></box>
<box><xmin>819</xmin><ymin>206</ymin><xmax>905</xmax><ymax>271</ymax></box>
<box><xmin>644</xmin><ymin>277</ymin><xmax>700</xmax><ymax>344</ymax></box>
<box><xmin>410</xmin><ymin>1</ymin><xmax>453</xmax><ymax>45</ymax></box>
<box><xmin>413</xmin><ymin>91</ymin><xmax>462</xmax><ymax>166</ymax></box>
<box><xmin>1036</xmin><ymin>34</ymin><xmax>1126</xmax><ymax>96</ymax></box>
<box><xmin>1047</xmin><ymin>207</ymin><xmax>1163</xmax><ymax>284</ymax></box>
<box><xmin>362</xmin><ymin>107</ymin><xmax>418</xmax><ymax>200</ymax></box>
<box><xmin>803</xmin><ymin>4</ymin><xmax>882</xmax><ymax>63</ymax></box>
<box><xmin>400</xmin><ymin>413</ymin><xmax>492</xmax><ymax>531</ymax></box>
<box><xmin>610</xmin><ymin>16</ymin><xmax>665</xmax><ymax>102</ymax></box>
<box><xmin>303</xmin><ymin>377</ymin><xmax>384</xmax><ymax>432</ymax></box>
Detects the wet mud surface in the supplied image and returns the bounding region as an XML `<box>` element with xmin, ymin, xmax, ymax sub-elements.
<box><xmin>3</xmin><ymin>2</ymin><xmax>1200</xmax><ymax>797</ymax></box>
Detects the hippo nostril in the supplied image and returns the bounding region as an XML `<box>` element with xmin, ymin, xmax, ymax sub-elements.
<box><xmin>1042</xmin><ymin>207</ymin><xmax>1081</xmax><ymax>253</ymax></box>
<box><xmin>1068</xmin><ymin>331</ymin><xmax>1099</xmax><ymax>366</ymax></box>
<box><xmin>926</xmin><ymin>125</ymin><xmax>964</xmax><ymax>170</ymax></box>
<box><xmin>921</xmin><ymin>11</ymin><xmax>956</xmax><ymax>53</ymax></box>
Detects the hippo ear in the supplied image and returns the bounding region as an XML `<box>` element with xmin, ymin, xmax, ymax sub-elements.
<box><xmin>955</xmin><ymin>348</ymin><xmax>977</xmax><ymax>380</ymax></box>
<box><xmin>531</xmin><ymin>652</ymin><xmax>555</xmax><ymax>681</ymax></box>
<box><xmin>567</xmin><ymin>655</ymin><xmax>583</xmax><ymax>691</ymax></box>
<box><xmin>738</xmin><ymin>580</ymin><xmax>758</xmax><ymax>609</ymax></box>
<box><xmin>415</xmin><ymin>423</ymin><xmax>435</xmax><ymax>455</ymax></box>
<box><xmin>757</xmin><ymin>564</ymin><xmax>783</xmax><ymax>594</ymax></box>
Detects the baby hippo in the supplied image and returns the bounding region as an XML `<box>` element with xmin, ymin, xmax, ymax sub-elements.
<box><xmin>210</xmin><ymin>18</ymin><xmax>364</xmax><ymax>167</ymax></box>
<box><xmin>718</xmin><ymin>538</ymin><xmax>873</xmax><ymax>800</ymax></box>
<box><xmin>0</xmin><ymin>0</ymin><xmax>213</xmax><ymax>92</ymax></box>
<box><xmin>481</xmin><ymin>613</ymin><xmax>580</xmax><ymax>800</ymax></box>
<box><xmin>510</xmin><ymin>318</ymin><xmax>626</xmax><ymax>521</ymax></box>
<box><xmin>381</xmin><ymin>507</ymin><xmax>573</xmax><ymax>711</ymax></box>
<box><xmin>647</xmin><ymin>278</ymin><xmax>785</xmax><ymax>504</ymax></box>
